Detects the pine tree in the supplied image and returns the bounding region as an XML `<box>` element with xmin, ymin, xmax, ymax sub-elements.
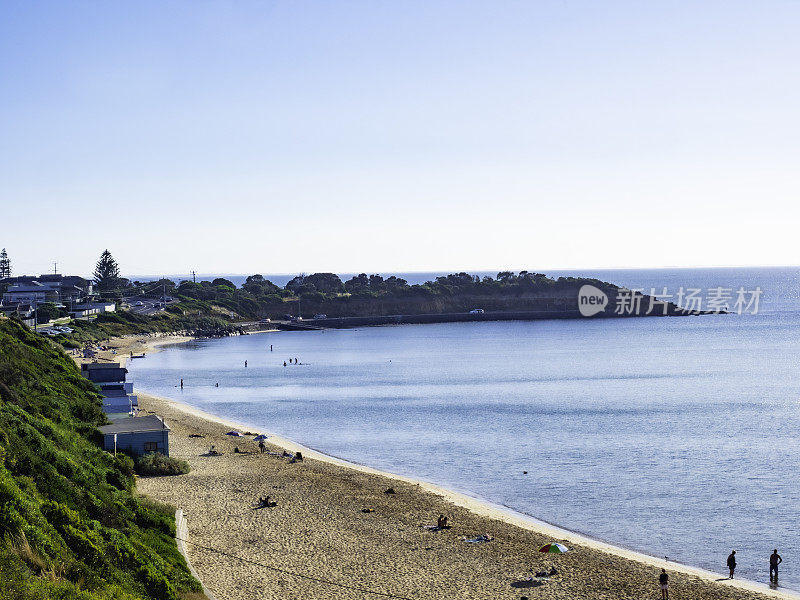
<box><xmin>93</xmin><ymin>249</ymin><xmax>121</xmax><ymax>295</ymax></box>
<box><xmin>0</xmin><ymin>248</ymin><xmax>10</xmax><ymax>279</ymax></box>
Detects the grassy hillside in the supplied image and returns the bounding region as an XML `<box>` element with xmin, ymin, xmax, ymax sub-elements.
<box><xmin>0</xmin><ymin>318</ymin><xmax>202</xmax><ymax>599</ymax></box>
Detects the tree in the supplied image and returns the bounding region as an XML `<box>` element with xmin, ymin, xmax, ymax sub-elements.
<box><xmin>93</xmin><ymin>249</ymin><xmax>122</xmax><ymax>296</ymax></box>
<box><xmin>0</xmin><ymin>248</ymin><xmax>10</xmax><ymax>279</ymax></box>
<box><xmin>212</xmin><ymin>278</ymin><xmax>236</xmax><ymax>289</ymax></box>
<box><xmin>36</xmin><ymin>302</ymin><xmax>63</xmax><ymax>323</ymax></box>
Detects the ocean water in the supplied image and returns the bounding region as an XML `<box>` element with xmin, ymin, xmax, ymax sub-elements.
<box><xmin>127</xmin><ymin>267</ymin><xmax>800</xmax><ymax>591</ymax></box>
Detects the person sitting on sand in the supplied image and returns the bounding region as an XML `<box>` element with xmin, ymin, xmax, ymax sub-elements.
<box><xmin>437</xmin><ymin>514</ymin><xmax>449</xmax><ymax>529</ymax></box>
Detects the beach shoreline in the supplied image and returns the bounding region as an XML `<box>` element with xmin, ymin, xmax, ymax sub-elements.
<box><xmin>87</xmin><ymin>331</ymin><xmax>798</xmax><ymax>599</ymax></box>
<box><xmin>135</xmin><ymin>385</ymin><xmax>799</xmax><ymax>600</ymax></box>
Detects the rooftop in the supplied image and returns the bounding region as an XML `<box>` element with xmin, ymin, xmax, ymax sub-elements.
<box><xmin>82</xmin><ymin>362</ymin><xmax>124</xmax><ymax>370</ymax></box>
<box><xmin>99</xmin><ymin>415</ymin><xmax>170</xmax><ymax>434</ymax></box>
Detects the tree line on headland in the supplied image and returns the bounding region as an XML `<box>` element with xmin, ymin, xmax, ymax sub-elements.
<box><xmin>167</xmin><ymin>271</ymin><xmax>614</xmax><ymax>320</ymax></box>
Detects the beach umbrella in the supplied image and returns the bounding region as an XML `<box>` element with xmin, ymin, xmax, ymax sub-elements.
<box><xmin>225</xmin><ymin>430</ymin><xmax>244</xmax><ymax>437</ymax></box>
<box><xmin>539</xmin><ymin>543</ymin><xmax>569</xmax><ymax>554</ymax></box>
<box><xmin>253</xmin><ymin>434</ymin><xmax>269</xmax><ymax>441</ymax></box>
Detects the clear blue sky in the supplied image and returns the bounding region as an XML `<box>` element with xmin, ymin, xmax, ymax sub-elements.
<box><xmin>1</xmin><ymin>1</ymin><xmax>798</xmax><ymax>277</ymax></box>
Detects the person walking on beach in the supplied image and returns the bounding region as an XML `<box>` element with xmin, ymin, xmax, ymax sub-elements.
<box><xmin>770</xmin><ymin>549</ymin><xmax>782</xmax><ymax>582</ymax></box>
<box><xmin>659</xmin><ymin>568</ymin><xmax>669</xmax><ymax>600</ymax></box>
<box><xmin>727</xmin><ymin>550</ymin><xmax>737</xmax><ymax>579</ymax></box>
<box><xmin>258</xmin><ymin>440</ymin><xmax>265</xmax><ymax>453</ymax></box>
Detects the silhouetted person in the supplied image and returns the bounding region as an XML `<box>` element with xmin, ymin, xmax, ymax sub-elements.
<box><xmin>270</xmin><ymin>344</ymin><xmax>273</xmax><ymax>351</ymax></box>
<box><xmin>770</xmin><ymin>549</ymin><xmax>782</xmax><ymax>582</ymax></box>
<box><xmin>728</xmin><ymin>550</ymin><xmax>736</xmax><ymax>579</ymax></box>
<box><xmin>258</xmin><ymin>440</ymin><xmax>265</xmax><ymax>453</ymax></box>
<box><xmin>180</xmin><ymin>378</ymin><xmax>183</xmax><ymax>389</ymax></box>
<box><xmin>283</xmin><ymin>361</ymin><xmax>287</xmax><ymax>367</ymax></box>
<box><xmin>659</xmin><ymin>569</ymin><xmax>669</xmax><ymax>600</ymax></box>
<box><xmin>244</xmin><ymin>360</ymin><xmax>247</xmax><ymax>367</ymax></box>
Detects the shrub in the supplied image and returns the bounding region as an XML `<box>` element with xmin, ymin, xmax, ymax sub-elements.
<box><xmin>134</xmin><ymin>454</ymin><xmax>189</xmax><ymax>477</ymax></box>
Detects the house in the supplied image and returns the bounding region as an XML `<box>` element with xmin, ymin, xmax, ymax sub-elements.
<box><xmin>2</xmin><ymin>274</ymin><xmax>92</xmax><ymax>305</ymax></box>
<box><xmin>70</xmin><ymin>302</ymin><xmax>116</xmax><ymax>318</ymax></box>
<box><xmin>2</xmin><ymin>282</ymin><xmax>54</xmax><ymax>305</ymax></box>
<box><xmin>81</xmin><ymin>362</ymin><xmax>138</xmax><ymax>416</ymax></box>
<box><xmin>0</xmin><ymin>302</ymin><xmax>35</xmax><ymax>327</ymax></box>
<box><xmin>98</xmin><ymin>415</ymin><xmax>170</xmax><ymax>456</ymax></box>
<box><xmin>81</xmin><ymin>362</ymin><xmax>128</xmax><ymax>384</ymax></box>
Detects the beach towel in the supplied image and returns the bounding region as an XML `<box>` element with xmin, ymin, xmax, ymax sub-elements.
<box><xmin>463</xmin><ymin>534</ymin><xmax>493</xmax><ymax>543</ymax></box>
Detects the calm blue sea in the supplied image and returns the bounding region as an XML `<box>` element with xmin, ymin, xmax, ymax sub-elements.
<box><xmin>127</xmin><ymin>267</ymin><xmax>800</xmax><ymax>591</ymax></box>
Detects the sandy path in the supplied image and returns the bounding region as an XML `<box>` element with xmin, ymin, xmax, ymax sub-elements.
<box><xmin>135</xmin><ymin>390</ymin><xmax>795</xmax><ymax>600</ymax></box>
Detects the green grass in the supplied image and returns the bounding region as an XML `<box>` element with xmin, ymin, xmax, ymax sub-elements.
<box><xmin>0</xmin><ymin>318</ymin><xmax>202</xmax><ymax>600</ymax></box>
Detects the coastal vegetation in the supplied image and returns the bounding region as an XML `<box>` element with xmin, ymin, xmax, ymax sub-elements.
<box><xmin>66</xmin><ymin>310</ymin><xmax>242</xmax><ymax>343</ymax></box>
<box><xmin>134</xmin><ymin>453</ymin><xmax>190</xmax><ymax>477</ymax></box>
<box><xmin>169</xmin><ymin>271</ymin><xmax>619</xmax><ymax>320</ymax></box>
<box><xmin>0</xmin><ymin>318</ymin><xmax>201</xmax><ymax>599</ymax></box>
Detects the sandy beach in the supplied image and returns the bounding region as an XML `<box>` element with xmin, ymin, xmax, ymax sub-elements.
<box><xmin>71</xmin><ymin>332</ymin><xmax>196</xmax><ymax>367</ymax></box>
<box><xmin>131</xmin><ymin>382</ymin><xmax>796</xmax><ymax>600</ymax></box>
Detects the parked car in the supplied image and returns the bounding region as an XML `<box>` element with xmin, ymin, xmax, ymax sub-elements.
<box><xmin>259</xmin><ymin>318</ymin><xmax>271</xmax><ymax>324</ymax></box>
<box><xmin>313</xmin><ymin>314</ymin><xmax>327</xmax><ymax>320</ymax></box>
<box><xmin>469</xmin><ymin>308</ymin><xmax>485</xmax><ymax>314</ymax></box>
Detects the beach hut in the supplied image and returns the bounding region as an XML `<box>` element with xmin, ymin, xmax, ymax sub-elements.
<box><xmin>99</xmin><ymin>415</ymin><xmax>170</xmax><ymax>456</ymax></box>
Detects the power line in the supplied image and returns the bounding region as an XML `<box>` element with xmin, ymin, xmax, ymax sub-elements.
<box><xmin>176</xmin><ymin>537</ymin><xmax>417</xmax><ymax>600</ymax></box>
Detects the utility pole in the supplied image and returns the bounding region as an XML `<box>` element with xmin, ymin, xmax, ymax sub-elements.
<box><xmin>52</xmin><ymin>261</ymin><xmax>58</xmax><ymax>275</ymax></box>
<box><xmin>162</xmin><ymin>275</ymin><xmax>167</xmax><ymax>306</ymax></box>
<box><xmin>192</xmin><ymin>270</ymin><xmax>196</xmax><ymax>283</ymax></box>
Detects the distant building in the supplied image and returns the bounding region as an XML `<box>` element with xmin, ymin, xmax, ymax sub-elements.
<box><xmin>0</xmin><ymin>302</ymin><xmax>35</xmax><ymax>327</ymax></box>
<box><xmin>70</xmin><ymin>302</ymin><xmax>116</xmax><ymax>318</ymax></box>
<box><xmin>98</xmin><ymin>415</ymin><xmax>170</xmax><ymax>456</ymax></box>
<box><xmin>2</xmin><ymin>282</ymin><xmax>53</xmax><ymax>304</ymax></box>
<box><xmin>2</xmin><ymin>274</ymin><xmax>92</xmax><ymax>305</ymax></box>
